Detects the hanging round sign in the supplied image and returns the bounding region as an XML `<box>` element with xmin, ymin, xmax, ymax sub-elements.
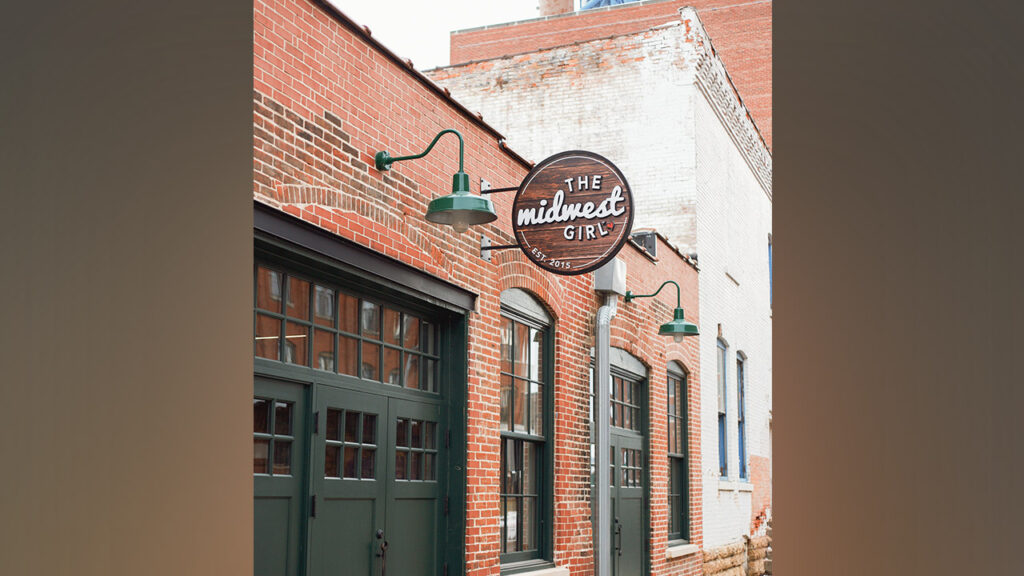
<box><xmin>512</xmin><ymin>150</ymin><xmax>634</xmax><ymax>275</ymax></box>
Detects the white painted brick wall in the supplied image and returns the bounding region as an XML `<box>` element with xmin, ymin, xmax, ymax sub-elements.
<box><xmin>432</xmin><ymin>13</ymin><xmax>772</xmax><ymax>550</ymax></box>
<box><xmin>695</xmin><ymin>92</ymin><xmax>772</xmax><ymax>547</ymax></box>
<box><xmin>433</xmin><ymin>23</ymin><xmax>700</xmax><ymax>252</ymax></box>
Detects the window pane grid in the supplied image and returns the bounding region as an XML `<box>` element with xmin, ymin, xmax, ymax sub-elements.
<box><xmin>499</xmin><ymin>317</ymin><xmax>546</xmax><ymax>438</ymax></box>
<box><xmin>667</xmin><ymin>369</ymin><xmax>689</xmax><ymax>540</ymax></box>
<box><xmin>499</xmin><ymin>312</ymin><xmax>547</xmax><ymax>561</ymax></box>
<box><xmin>500</xmin><ymin>437</ymin><xmax>541</xmax><ymax>553</ymax></box>
<box><xmin>717</xmin><ymin>340</ymin><xmax>728</xmax><ymax>476</ymax></box>
<box><xmin>667</xmin><ymin>373</ymin><xmax>686</xmax><ymax>457</ymax></box>
<box><xmin>610</xmin><ymin>376</ymin><xmax>641</xmax><ymax>431</ymax></box>
<box><xmin>620</xmin><ymin>448</ymin><xmax>642</xmax><ymax>487</ymax></box>
<box><xmin>254</xmin><ymin>397</ymin><xmax>294</xmax><ymax>477</ymax></box>
<box><xmin>737</xmin><ymin>358</ymin><xmax>747</xmax><ymax>479</ymax></box>
<box><xmin>395</xmin><ymin>418</ymin><xmax>437</xmax><ymax>482</ymax></box>
<box><xmin>668</xmin><ymin>456</ymin><xmax>688</xmax><ymax>541</ymax></box>
<box><xmin>323</xmin><ymin>409</ymin><xmax>379</xmax><ymax>480</ymax></box>
<box><xmin>255</xmin><ymin>265</ymin><xmax>440</xmax><ymax>391</ymax></box>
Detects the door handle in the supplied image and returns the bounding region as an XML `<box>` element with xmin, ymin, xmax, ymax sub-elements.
<box><xmin>614</xmin><ymin>517</ymin><xmax>622</xmax><ymax>557</ymax></box>
<box><xmin>375</xmin><ymin>529</ymin><xmax>389</xmax><ymax>576</ymax></box>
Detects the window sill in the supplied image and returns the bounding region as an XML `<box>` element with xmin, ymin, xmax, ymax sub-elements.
<box><xmin>666</xmin><ymin>542</ymin><xmax>700</xmax><ymax>559</ymax></box>
<box><xmin>718</xmin><ymin>478</ymin><xmax>754</xmax><ymax>492</ymax></box>
<box><xmin>501</xmin><ymin>563</ymin><xmax>569</xmax><ymax>576</ymax></box>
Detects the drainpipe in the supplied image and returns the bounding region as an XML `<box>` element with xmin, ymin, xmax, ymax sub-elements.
<box><xmin>593</xmin><ymin>258</ymin><xmax>626</xmax><ymax>576</ymax></box>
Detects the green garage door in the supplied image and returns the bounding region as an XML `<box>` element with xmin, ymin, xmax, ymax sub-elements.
<box><xmin>307</xmin><ymin>386</ymin><xmax>387</xmax><ymax>576</ymax></box>
<box><xmin>254</xmin><ymin>376</ymin><xmax>310</xmax><ymax>576</ymax></box>
<box><xmin>253</xmin><ymin>263</ymin><xmax>452</xmax><ymax>576</ymax></box>
<box><xmin>255</xmin><ymin>381</ymin><xmax>444</xmax><ymax>576</ymax></box>
<box><xmin>308</xmin><ymin>388</ymin><xmax>442</xmax><ymax>576</ymax></box>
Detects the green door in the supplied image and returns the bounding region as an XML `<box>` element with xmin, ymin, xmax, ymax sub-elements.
<box><xmin>607</xmin><ymin>373</ymin><xmax>646</xmax><ymax>576</ymax></box>
<box><xmin>385</xmin><ymin>397</ymin><xmax>443</xmax><ymax>576</ymax></box>
<box><xmin>308</xmin><ymin>386</ymin><xmax>388</xmax><ymax>576</ymax></box>
<box><xmin>610</xmin><ymin>433</ymin><xmax>644</xmax><ymax>576</ymax></box>
<box><xmin>252</xmin><ymin>259</ymin><xmax>460</xmax><ymax>576</ymax></box>
<box><xmin>255</xmin><ymin>380</ymin><xmax>446</xmax><ymax>576</ymax></box>
<box><xmin>254</xmin><ymin>376</ymin><xmax>310</xmax><ymax>576</ymax></box>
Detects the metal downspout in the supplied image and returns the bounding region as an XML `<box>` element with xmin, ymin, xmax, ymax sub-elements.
<box><xmin>594</xmin><ymin>293</ymin><xmax>617</xmax><ymax>576</ymax></box>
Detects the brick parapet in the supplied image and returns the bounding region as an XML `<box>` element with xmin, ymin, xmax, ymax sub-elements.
<box><xmin>445</xmin><ymin>0</ymin><xmax>771</xmax><ymax>148</ymax></box>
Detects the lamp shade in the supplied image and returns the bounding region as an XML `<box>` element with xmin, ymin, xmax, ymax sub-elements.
<box><xmin>425</xmin><ymin>171</ymin><xmax>498</xmax><ymax>232</ymax></box>
<box><xmin>659</xmin><ymin>308</ymin><xmax>699</xmax><ymax>342</ymax></box>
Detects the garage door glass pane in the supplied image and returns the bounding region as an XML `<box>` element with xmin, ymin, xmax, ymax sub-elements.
<box><xmin>286</xmin><ymin>277</ymin><xmax>309</xmax><ymax>320</ymax></box>
<box><xmin>338</xmin><ymin>336</ymin><xmax>357</xmax><ymax>376</ymax></box>
<box><xmin>254</xmin><ymin>315</ymin><xmax>281</xmax><ymax>360</ymax></box>
<box><xmin>313</xmin><ymin>329</ymin><xmax>334</xmax><ymax>372</ymax></box>
<box><xmin>284</xmin><ymin>322</ymin><xmax>307</xmax><ymax>365</ymax></box>
<box><xmin>361</xmin><ymin>342</ymin><xmax>379</xmax><ymax>381</ymax></box>
<box><xmin>255</xmin><ymin>265</ymin><xmax>443</xmax><ymax>394</ymax></box>
<box><xmin>314</xmin><ymin>285</ymin><xmax>334</xmax><ymax>327</ymax></box>
<box><xmin>360</xmin><ymin>301</ymin><xmax>380</xmax><ymax>338</ymax></box>
<box><xmin>254</xmin><ymin>399</ymin><xmax>270</xmax><ymax>434</ymax></box>
<box><xmin>274</xmin><ymin>402</ymin><xmax>291</xmax><ymax>435</ymax></box>
<box><xmin>403</xmin><ymin>315</ymin><xmax>420</xmax><ymax>350</ymax></box>
<box><xmin>382</xmin><ymin>307</ymin><xmax>400</xmax><ymax>345</ymax></box>
<box><xmin>254</xmin><ymin>439</ymin><xmax>269</xmax><ymax>474</ymax></box>
<box><xmin>256</xmin><ymin>267</ymin><xmax>282</xmax><ymax>313</ymax></box>
<box><xmin>338</xmin><ymin>293</ymin><xmax>358</xmax><ymax>334</ymax></box>
<box><xmin>382</xmin><ymin>347</ymin><xmax>400</xmax><ymax>385</ymax></box>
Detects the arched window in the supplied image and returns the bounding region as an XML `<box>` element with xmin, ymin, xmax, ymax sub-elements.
<box><xmin>667</xmin><ymin>361</ymin><xmax>690</xmax><ymax>542</ymax></box>
<box><xmin>498</xmin><ymin>289</ymin><xmax>553</xmax><ymax>565</ymax></box>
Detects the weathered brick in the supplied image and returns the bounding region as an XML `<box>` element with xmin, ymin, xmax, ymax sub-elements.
<box><xmin>447</xmin><ymin>0</ymin><xmax>771</xmax><ymax>149</ymax></box>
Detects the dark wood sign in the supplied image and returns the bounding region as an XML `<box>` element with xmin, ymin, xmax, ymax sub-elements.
<box><xmin>512</xmin><ymin>150</ymin><xmax>634</xmax><ymax>275</ymax></box>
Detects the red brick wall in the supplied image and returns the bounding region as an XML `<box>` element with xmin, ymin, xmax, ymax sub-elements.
<box><xmin>255</xmin><ymin>0</ymin><xmax>704</xmax><ymax>574</ymax></box>
<box><xmin>448</xmin><ymin>0</ymin><xmax>772</xmax><ymax>149</ymax></box>
<box><xmin>749</xmin><ymin>455</ymin><xmax>771</xmax><ymax>533</ymax></box>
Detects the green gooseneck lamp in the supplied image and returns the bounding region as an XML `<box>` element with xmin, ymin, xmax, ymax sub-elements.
<box><xmin>375</xmin><ymin>129</ymin><xmax>497</xmax><ymax>234</ymax></box>
<box><xmin>624</xmin><ymin>280</ymin><xmax>700</xmax><ymax>342</ymax></box>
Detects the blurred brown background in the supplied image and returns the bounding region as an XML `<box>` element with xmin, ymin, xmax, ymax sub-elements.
<box><xmin>2</xmin><ymin>0</ymin><xmax>1023</xmax><ymax>574</ymax></box>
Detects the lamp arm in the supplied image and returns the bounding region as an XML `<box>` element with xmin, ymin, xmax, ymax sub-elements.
<box><xmin>376</xmin><ymin>129</ymin><xmax>464</xmax><ymax>172</ymax></box>
<box><xmin>624</xmin><ymin>280</ymin><xmax>681</xmax><ymax>309</ymax></box>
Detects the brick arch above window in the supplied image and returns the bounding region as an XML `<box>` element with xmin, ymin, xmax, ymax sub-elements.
<box><xmin>610</xmin><ymin>346</ymin><xmax>648</xmax><ymax>379</ymax></box>
<box><xmin>608</xmin><ymin>332</ymin><xmax>648</xmax><ymax>368</ymax></box>
<box><xmin>495</xmin><ymin>256</ymin><xmax>565</xmax><ymax>321</ymax></box>
<box><xmin>499</xmin><ymin>288</ymin><xmax>553</xmax><ymax>326</ymax></box>
<box><xmin>667</xmin><ymin>360</ymin><xmax>689</xmax><ymax>377</ymax></box>
<box><xmin>257</xmin><ymin>183</ymin><xmax>456</xmax><ymax>281</ymax></box>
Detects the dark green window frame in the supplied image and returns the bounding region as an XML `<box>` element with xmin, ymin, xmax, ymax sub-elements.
<box><xmin>253</xmin><ymin>396</ymin><xmax>295</xmax><ymax>477</ymax></box>
<box><xmin>666</xmin><ymin>363</ymin><xmax>690</xmax><ymax>543</ymax></box>
<box><xmin>586</xmin><ymin>358</ymin><xmax>649</xmax><ymax>485</ymax></box>
<box><xmin>611</xmin><ymin>375</ymin><xmax>642</xmax><ymax>431</ymax></box>
<box><xmin>254</xmin><ymin>263</ymin><xmax>441</xmax><ymax>392</ymax></box>
<box><xmin>587</xmin><ymin>357</ymin><xmax>650</xmax><ymax>575</ymax></box>
<box><xmin>737</xmin><ymin>354</ymin><xmax>747</xmax><ymax>480</ymax></box>
<box><xmin>717</xmin><ymin>339</ymin><xmax>729</xmax><ymax>477</ymax></box>
<box><xmin>498</xmin><ymin>295</ymin><xmax>555</xmax><ymax>572</ymax></box>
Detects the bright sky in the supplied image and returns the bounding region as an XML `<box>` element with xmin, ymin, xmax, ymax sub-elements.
<box><xmin>327</xmin><ymin>0</ymin><xmax>577</xmax><ymax>70</ymax></box>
